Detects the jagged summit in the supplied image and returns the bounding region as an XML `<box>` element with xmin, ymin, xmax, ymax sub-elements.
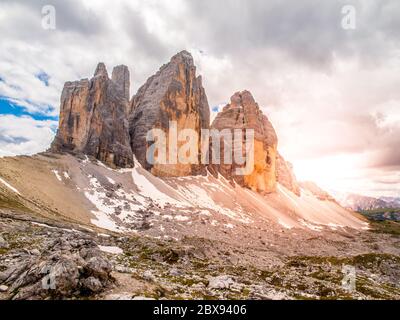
<box><xmin>50</xmin><ymin>63</ymin><xmax>133</xmax><ymax>168</ymax></box>
<box><xmin>129</xmin><ymin>50</ymin><xmax>210</xmax><ymax>176</ymax></box>
<box><xmin>94</xmin><ymin>62</ymin><xmax>108</xmax><ymax>77</ymax></box>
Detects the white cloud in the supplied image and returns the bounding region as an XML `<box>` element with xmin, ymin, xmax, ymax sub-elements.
<box><xmin>0</xmin><ymin>0</ymin><xmax>399</xmax><ymax>196</ymax></box>
<box><xmin>0</xmin><ymin>115</ymin><xmax>57</xmax><ymax>157</ymax></box>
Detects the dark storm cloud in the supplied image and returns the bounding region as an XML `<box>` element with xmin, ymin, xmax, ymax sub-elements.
<box><xmin>120</xmin><ymin>6</ymin><xmax>170</xmax><ymax>61</ymax></box>
<box><xmin>1</xmin><ymin>0</ymin><xmax>105</xmax><ymax>36</ymax></box>
<box><xmin>185</xmin><ymin>0</ymin><xmax>400</xmax><ymax>69</ymax></box>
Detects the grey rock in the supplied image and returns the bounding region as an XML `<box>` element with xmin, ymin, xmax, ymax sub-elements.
<box><xmin>169</xmin><ymin>268</ymin><xmax>183</xmax><ymax>276</ymax></box>
<box><xmin>0</xmin><ymin>235</ymin><xmax>8</xmax><ymax>249</ymax></box>
<box><xmin>85</xmin><ymin>256</ymin><xmax>113</xmax><ymax>280</ymax></box>
<box><xmin>208</xmin><ymin>275</ymin><xmax>235</xmax><ymax>289</ymax></box>
<box><xmin>30</xmin><ymin>249</ymin><xmax>40</xmax><ymax>256</ymax></box>
<box><xmin>0</xmin><ymin>285</ymin><xmax>8</xmax><ymax>292</ymax></box>
<box><xmin>105</xmin><ymin>293</ymin><xmax>133</xmax><ymax>300</ymax></box>
<box><xmin>81</xmin><ymin>276</ymin><xmax>103</xmax><ymax>293</ymax></box>
<box><xmin>142</xmin><ymin>270</ymin><xmax>155</xmax><ymax>282</ymax></box>
<box><xmin>132</xmin><ymin>296</ymin><xmax>156</xmax><ymax>300</ymax></box>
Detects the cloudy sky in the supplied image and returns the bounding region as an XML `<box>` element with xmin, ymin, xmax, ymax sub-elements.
<box><xmin>0</xmin><ymin>0</ymin><xmax>399</xmax><ymax>197</ymax></box>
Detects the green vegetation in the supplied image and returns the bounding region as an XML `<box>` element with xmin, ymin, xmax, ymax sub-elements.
<box><xmin>359</xmin><ymin>207</ymin><xmax>400</xmax><ymax>216</ymax></box>
<box><xmin>357</xmin><ymin>208</ymin><xmax>400</xmax><ymax>236</ymax></box>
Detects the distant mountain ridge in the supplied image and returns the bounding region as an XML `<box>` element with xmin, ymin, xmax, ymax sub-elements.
<box><xmin>335</xmin><ymin>192</ymin><xmax>400</xmax><ymax>211</ymax></box>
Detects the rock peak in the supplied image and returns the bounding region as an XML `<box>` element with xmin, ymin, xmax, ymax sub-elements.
<box><xmin>211</xmin><ymin>91</ymin><xmax>278</xmax><ymax>193</ymax></box>
<box><xmin>170</xmin><ymin>50</ymin><xmax>194</xmax><ymax>65</ymax></box>
<box><xmin>51</xmin><ymin>61</ymin><xmax>133</xmax><ymax>168</ymax></box>
<box><xmin>94</xmin><ymin>62</ymin><xmax>108</xmax><ymax>77</ymax></box>
<box><xmin>112</xmin><ymin>65</ymin><xmax>130</xmax><ymax>100</ymax></box>
<box><xmin>129</xmin><ymin>50</ymin><xmax>209</xmax><ymax>176</ymax></box>
<box><xmin>230</xmin><ymin>90</ymin><xmax>256</xmax><ymax>108</ymax></box>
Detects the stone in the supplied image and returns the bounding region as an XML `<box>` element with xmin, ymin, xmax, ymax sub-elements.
<box><xmin>143</xmin><ymin>270</ymin><xmax>155</xmax><ymax>282</ymax></box>
<box><xmin>85</xmin><ymin>256</ymin><xmax>113</xmax><ymax>280</ymax></box>
<box><xmin>1</xmin><ymin>234</ymin><xmax>114</xmax><ymax>300</ymax></box>
<box><xmin>210</xmin><ymin>90</ymin><xmax>278</xmax><ymax>193</ymax></box>
<box><xmin>114</xmin><ymin>265</ymin><xmax>134</xmax><ymax>273</ymax></box>
<box><xmin>208</xmin><ymin>275</ymin><xmax>235</xmax><ymax>289</ymax></box>
<box><xmin>81</xmin><ymin>276</ymin><xmax>103</xmax><ymax>293</ymax></box>
<box><xmin>129</xmin><ymin>50</ymin><xmax>210</xmax><ymax>177</ymax></box>
<box><xmin>132</xmin><ymin>296</ymin><xmax>156</xmax><ymax>300</ymax></box>
<box><xmin>0</xmin><ymin>235</ymin><xmax>8</xmax><ymax>249</ymax></box>
<box><xmin>50</xmin><ymin>63</ymin><xmax>133</xmax><ymax>168</ymax></box>
<box><xmin>30</xmin><ymin>249</ymin><xmax>40</xmax><ymax>256</ymax></box>
<box><xmin>169</xmin><ymin>268</ymin><xmax>183</xmax><ymax>276</ymax></box>
<box><xmin>0</xmin><ymin>285</ymin><xmax>8</xmax><ymax>292</ymax></box>
<box><xmin>105</xmin><ymin>293</ymin><xmax>133</xmax><ymax>300</ymax></box>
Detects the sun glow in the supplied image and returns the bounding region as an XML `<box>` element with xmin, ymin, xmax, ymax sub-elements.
<box><xmin>292</xmin><ymin>154</ymin><xmax>363</xmax><ymax>193</ymax></box>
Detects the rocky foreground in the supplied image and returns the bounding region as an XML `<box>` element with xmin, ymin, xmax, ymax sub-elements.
<box><xmin>0</xmin><ymin>208</ymin><xmax>399</xmax><ymax>300</ymax></box>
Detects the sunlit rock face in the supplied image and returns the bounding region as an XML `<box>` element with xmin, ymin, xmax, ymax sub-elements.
<box><xmin>276</xmin><ymin>152</ymin><xmax>301</xmax><ymax>196</ymax></box>
<box><xmin>129</xmin><ymin>50</ymin><xmax>210</xmax><ymax>177</ymax></box>
<box><xmin>210</xmin><ymin>90</ymin><xmax>278</xmax><ymax>193</ymax></box>
<box><xmin>50</xmin><ymin>63</ymin><xmax>133</xmax><ymax>168</ymax></box>
<box><xmin>300</xmin><ymin>181</ymin><xmax>335</xmax><ymax>202</ymax></box>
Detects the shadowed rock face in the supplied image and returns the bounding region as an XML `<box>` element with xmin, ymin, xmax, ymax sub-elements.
<box><xmin>129</xmin><ymin>50</ymin><xmax>210</xmax><ymax>177</ymax></box>
<box><xmin>276</xmin><ymin>152</ymin><xmax>301</xmax><ymax>196</ymax></box>
<box><xmin>112</xmin><ymin>65</ymin><xmax>130</xmax><ymax>101</ymax></box>
<box><xmin>210</xmin><ymin>91</ymin><xmax>278</xmax><ymax>193</ymax></box>
<box><xmin>51</xmin><ymin>63</ymin><xmax>133</xmax><ymax>168</ymax></box>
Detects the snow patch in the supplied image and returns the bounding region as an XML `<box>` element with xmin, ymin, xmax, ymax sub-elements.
<box><xmin>299</xmin><ymin>219</ymin><xmax>323</xmax><ymax>232</ymax></box>
<box><xmin>0</xmin><ymin>177</ymin><xmax>20</xmax><ymax>194</ymax></box>
<box><xmin>98</xmin><ymin>245</ymin><xmax>123</xmax><ymax>254</ymax></box>
<box><xmin>131</xmin><ymin>168</ymin><xmax>182</xmax><ymax>208</ymax></box>
<box><xmin>175</xmin><ymin>215</ymin><xmax>190</xmax><ymax>221</ymax></box>
<box><xmin>52</xmin><ymin>170</ymin><xmax>62</xmax><ymax>182</ymax></box>
<box><xmin>106</xmin><ymin>177</ymin><xmax>116</xmax><ymax>184</ymax></box>
<box><xmin>278</xmin><ymin>218</ymin><xmax>293</xmax><ymax>229</ymax></box>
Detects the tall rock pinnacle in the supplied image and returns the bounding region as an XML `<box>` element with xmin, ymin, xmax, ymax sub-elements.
<box><xmin>50</xmin><ymin>63</ymin><xmax>133</xmax><ymax>168</ymax></box>
<box><xmin>210</xmin><ymin>91</ymin><xmax>278</xmax><ymax>193</ymax></box>
<box><xmin>129</xmin><ymin>50</ymin><xmax>210</xmax><ymax>176</ymax></box>
<box><xmin>112</xmin><ymin>65</ymin><xmax>130</xmax><ymax>101</ymax></box>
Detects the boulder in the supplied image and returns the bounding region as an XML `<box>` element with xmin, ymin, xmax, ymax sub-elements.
<box><xmin>0</xmin><ymin>235</ymin><xmax>8</xmax><ymax>249</ymax></box>
<box><xmin>208</xmin><ymin>275</ymin><xmax>235</xmax><ymax>289</ymax></box>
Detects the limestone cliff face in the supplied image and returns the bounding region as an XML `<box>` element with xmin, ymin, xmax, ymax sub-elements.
<box><xmin>210</xmin><ymin>91</ymin><xmax>278</xmax><ymax>193</ymax></box>
<box><xmin>129</xmin><ymin>50</ymin><xmax>210</xmax><ymax>177</ymax></box>
<box><xmin>276</xmin><ymin>153</ymin><xmax>301</xmax><ymax>196</ymax></box>
<box><xmin>299</xmin><ymin>181</ymin><xmax>335</xmax><ymax>202</ymax></box>
<box><xmin>51</xmin><ymin>63</ymin><xmax>133</xmax><ymax>168</ymax></box>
